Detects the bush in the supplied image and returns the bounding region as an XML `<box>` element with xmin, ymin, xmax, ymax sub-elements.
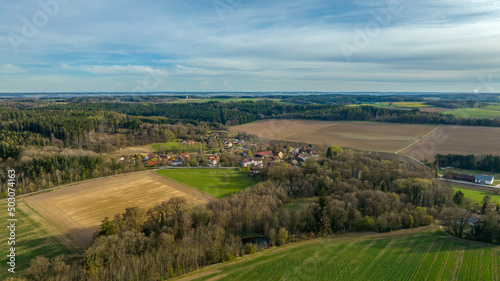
<box><xmin>276</xmin><ymin>228</ymin><xmax>289</xmax><ymax>246</ymax></box>
<box><xmin>244</xmin><ymin>243</ymin><xmax>257</xmax><ymax>254</ymax></box>
<box><xmin>358</xmin><ymin>216</ymin><xmax>374</xmax><ymax>231</ymax></box>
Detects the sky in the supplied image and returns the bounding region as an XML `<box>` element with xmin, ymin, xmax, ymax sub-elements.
<box><xmin>0</xmin><ymin>0</ymin><xmax>499</xmax><ymax>93</ymax></box>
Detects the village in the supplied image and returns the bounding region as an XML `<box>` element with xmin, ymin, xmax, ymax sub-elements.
<box><xmin>115</xmin><ymin>131</ymin><xmax>320</xmax><ymax>176</ymax></box>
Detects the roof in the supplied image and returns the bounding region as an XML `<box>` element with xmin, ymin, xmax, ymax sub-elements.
<box><xmin>475</xmin><ymin>174</ymin><xmax>494</xmax><ymax>181</ymax></box>
<box><xmin>255</xmin><ymin>151</ymin><xmax>273</xmax><ymax>157</ymax></box>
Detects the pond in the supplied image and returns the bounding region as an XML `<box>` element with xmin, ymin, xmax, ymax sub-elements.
<box><xmin>242</xmin><ymin>237</ymin><xmax>268</xmax><ymax>248</ymax></box>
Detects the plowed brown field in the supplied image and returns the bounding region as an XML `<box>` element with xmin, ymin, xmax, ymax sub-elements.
<box><xmin>398</xmin><ymin>125</ymin><xmax>500</xmax><ymax>161</ymax></box>
<box><xmin>233</xmin><ymin>120</ymin><xmax>437</xmax><ymax>153</ymax></box>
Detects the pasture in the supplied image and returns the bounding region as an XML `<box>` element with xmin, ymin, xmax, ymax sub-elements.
<box><xmin>452</xmin><ymin>187</ymin><xmax>500</xmax><ymax>203</ymax></box>
<box><xmin>177</xmin><ymin>226</ymin><xmax>500</xmax><ymax>281</ymax></box>
<box><xmin>399</xmin><ymin>125</ymin><xmax>500</xmax><ymax>161</ymax></box>
<box><xmin>443</xmin><ymin>108</ymin><xmax>500</xmax><ymax>118</ymax></box>
<box><xmin>0</xmin><ymin>201</ymin><xmax>76</xmax><ymax>278</ymax></box>
<box><xmin>156</xmin><ymin>169</ymin><xmax>258</xmax><ymax>198</ymax></box>
<box><xmin>233</xmin><ymin>120</ymin><xmax>437</xmax><ymax>153</ymax></box>
<box><xmin>24</xmin><ymin>171</ymin><xmax>213</xmax><ymax>247</ymax></box>
<box><xmin>151</xmin><ymin>141</ymin><xmax>206</xmax><ymax>153</ymax></box>
<box><xmin>485</xmin><ymin>103</ymin><xmax>500</xmax><ymax>110</ymax></box>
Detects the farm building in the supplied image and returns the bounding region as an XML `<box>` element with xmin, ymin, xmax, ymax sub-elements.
<box><xmin>475</xmin><ymin>175</ymin><xmax>495</xmax><ymax>185</ymax></box>
<box><xmin>255</xmin><ymin>151</ymin><xmax>273</xmax><ymax>158</ymax></box>
<box><xmin>444</xmin><ymin>173</ymin><xmax>475</xmax><ymax>182</ymax></box>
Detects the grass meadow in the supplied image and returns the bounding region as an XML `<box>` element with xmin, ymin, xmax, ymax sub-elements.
<box><xmin>443</xmin><ymin>108</ymin><xmax>500</xmax><ymax>118</ymax></box>
<box><xmin>452</xmin><ymin>187</ymin><xmax>500</xmax><ymax>203</ymax></box>
<box><xmin>156</xmin><ymin>169</ymin><xmax>258</xmax><ymax>198</ymax></box>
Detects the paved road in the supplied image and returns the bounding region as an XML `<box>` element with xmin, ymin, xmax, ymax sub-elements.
<box><xmin>439</xmin><ymin>178</ymin><xmax>500</xmax><ymax>191</ymax></box>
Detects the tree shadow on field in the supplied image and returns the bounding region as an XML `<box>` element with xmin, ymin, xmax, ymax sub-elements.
<box><xmin>0</xmin><ymin>233</ymin><xmax>82</xmax><ymax>279</ymax></box>
<box><xmin>66</xmin><ymin>226</ymin><xmax>98</xmax><ymax>249</ymax></box>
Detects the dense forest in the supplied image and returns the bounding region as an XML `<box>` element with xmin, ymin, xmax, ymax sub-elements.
<box><xmin>26</xmin><ymin>100</ymin><xmax>500</xmax><ymax>127</ymax></box>
<box><xmin>435</xmin><ymin>154</ymin><xmax>500</xmax><ymax>173</ymax></box>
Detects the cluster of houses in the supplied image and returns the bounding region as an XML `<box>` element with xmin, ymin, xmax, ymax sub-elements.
<box><xmin>116</xmin><ymin>137</ymin><xmax>323</xmax><ymax>176</ymax></box>
<box><xmin>239</xmin><ymin>146</ymin><xmax>320</xmax><ymax>176</ymax></box>
<box><xmin>444</xmin><ymin>172</ymin><xmax>496</xmax><ymax>186</ymax></box>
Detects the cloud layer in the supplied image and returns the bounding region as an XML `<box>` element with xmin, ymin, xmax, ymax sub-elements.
<box><xmin>0</xmin><ymin>0</ymin><xmax>499</xmax><ymax>92</ymax></box>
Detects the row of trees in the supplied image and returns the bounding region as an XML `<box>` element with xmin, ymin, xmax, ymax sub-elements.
<box><xmin>435</xmin><ymin>154</ymin><xmax>500</xmax><ymax>173</ymax></box>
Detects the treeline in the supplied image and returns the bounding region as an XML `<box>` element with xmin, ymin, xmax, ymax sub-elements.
<box><xmin>278</xmin><ymin>94</ymin><xmax>422</xmax><ymax>105</ymax></box>
<box><xmin>441</xmin><ymin>194</ymin><xmax>500</xmax><ymax>244</ymax></box>
<box><xmin>425</xmin><ymin>100</ymin><xmax>488</xmax><ymax>109</ymax></box>
<box><xmin>435</xmin><ymin>154</ymin><xmax>500</xmax><ymax>173</ymax></box>
<box><xmin>0</xmin><ymin>150</ymin><xmax>145</xmax><ymax>197</ymax></box>
<box><xmin>32</xmin><ymin>150</ymin><xmax>457</xmax><ymax>280</ymax></box>
<box><xmin>0</xmin><ymin>131</ymin><xmax>50</xmax><ymax>159</ymax></box>
<box><xmin>37</xmin><ymin>101</ymin><xmax>500</xmax><ymax>128</ymax></box>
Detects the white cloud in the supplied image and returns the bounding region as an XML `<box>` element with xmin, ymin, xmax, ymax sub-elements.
<box><xmin>0</xmin><ymin>0</ymin><xmax>499</xmax><ymax>92</ymax></box>
<box><xmin>0</xmin><ymin>64</ymin><xmax>24</xmax><ymax>74</ymax></box>
<box><xmin>81</xmin><ymin>65</ymin><xmax>169</xmax><ymax>76</ymax></box>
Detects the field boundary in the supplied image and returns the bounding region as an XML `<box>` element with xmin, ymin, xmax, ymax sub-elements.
<box><xmin>1</xmin><ymin>169</ymin><xmax>155</xmax><ymax>201</ymax></box>
<box><xmin>395</xmin><ymin>125</ymin><xmax>441</xmax><ymax>154</ymax></box>
<box><xmin>174</xmin><ymin>225</ymin><xmax>440</xmax><ymax>281</ymax></box>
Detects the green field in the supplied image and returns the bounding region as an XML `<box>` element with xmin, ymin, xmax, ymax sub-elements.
<box><xmin>443</xmin><ymin>108</ymin><xmax>500</xmax><ymax>118</ymax></box>
<box><xmin>151</xmin><ymin>141</ymin><xmax>206</xmax><ymax>153</ymax></box>
<box><xmin>348</xmin><ymin>102</ymin><xmax>432</xmax><ymax>109</ymax></box>
<box><xmin>151</xmin><ymin>142</ymin><xmax>181</xmax><ymax>152</ymax></box>
<box><xmin>485</xmin><ymin>103</ymin><xmax>500</xmax><ymax>110</ymax></box>
<box><xmin>0</xmin><ymin>202</ymin><xmax>76</xmax><ymax>278</ymax></box>
<box><xmin>156</xmin><ymin>169</ymin><xmax>258</xmax><ymax>198</ymax></box>
<box><xmin>452</xmin><ymin>187</ymin><xmax>500</xmax><ymax>203</ymax></box>
<box><xmin>179</xmin><ymin>226</ymin><xmax>499</xmax><ymax>281</ymax></box>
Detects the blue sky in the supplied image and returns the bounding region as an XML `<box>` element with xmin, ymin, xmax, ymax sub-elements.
<box><xmin>0</xmin><ymin>0</ymin><xmax>499</xmax><ymax>92</ymax></box>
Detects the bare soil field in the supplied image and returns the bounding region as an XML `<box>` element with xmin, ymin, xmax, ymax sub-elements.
<box><xmin>24</xmin><ymin>171</ymin><xmax>213</xmax><ymax>247</ymax></box>
<box><xmin>399</xmin><ymin>125</ymin><xmax>500</xmax><ymax>161</ymax></box>
<box><xmin>233</xmin><ymin>120</ymin><xmax>437</xmax><ymax>153</ymax></box>
<box><xmin>115</xmin><ymin>144</ymin><xmax>155</xmax><ymax>155</ymax></box>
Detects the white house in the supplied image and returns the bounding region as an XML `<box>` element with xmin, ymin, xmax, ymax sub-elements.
<box><xmin>475</xmin><ymin>175</ymin><xmax>495</xmax><ymax>185</ymax></box>
<box><xmin>240</xmin><ymin>157</ymin><xmax>263</xmax><ymax>167</ymax></box>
